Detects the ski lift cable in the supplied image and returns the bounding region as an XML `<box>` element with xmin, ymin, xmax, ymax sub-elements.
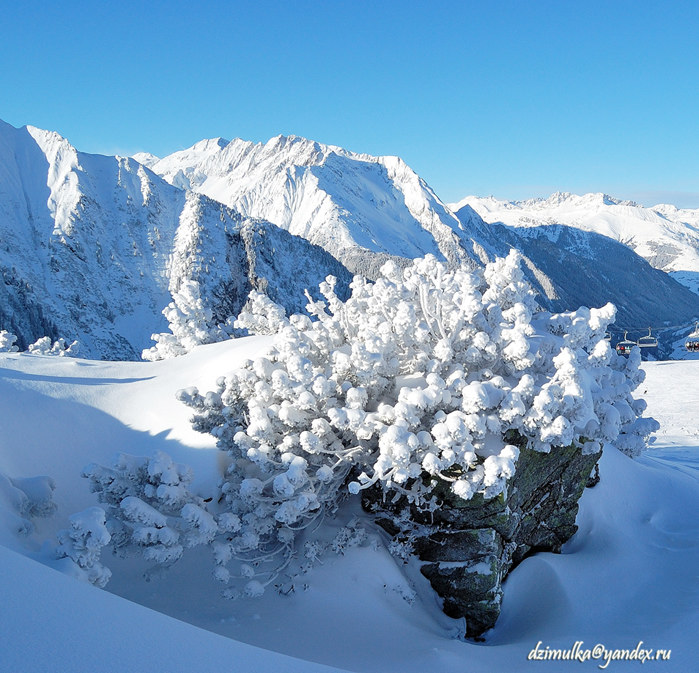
<box><xmin>604</xmin><ymin>320</ymin><xmax>699</xmax><ymax>334</ymax></box>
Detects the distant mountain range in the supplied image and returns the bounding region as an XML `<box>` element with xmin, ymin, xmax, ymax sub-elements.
<box><xmin>454</xmin><ymin>193</ymin><xmax>699</xmax><ymax>294</ymax></box>
<box><xmin>0</xmin><ymin>119</ymin><xmax>697</xmax><ymax>359</ymax></box>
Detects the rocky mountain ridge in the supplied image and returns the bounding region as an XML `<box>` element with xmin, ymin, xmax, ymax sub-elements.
<box><xmin>0</xmin><ymin>121</ymin><xmax>351</xmax><ymax>358</ymax></box>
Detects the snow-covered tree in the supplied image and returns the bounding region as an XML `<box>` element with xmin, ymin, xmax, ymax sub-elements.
<box><xmin>0</xmin><ymin>330</ymin><xmax>19</xmax><ymax>352</ymax></box>
<box><xmin>235</xmin><ymin>291</ymin><xmax>289</xmax><ymax>336</ymax></box>
<box><xmin>55</xmin><ymin>507</ymin><xmax>112</xmax><ymax>587</ymax></box>
<box><xmin>84</xmin><ymin>252</ymin><xmax>657</xmax><ymax>594</ymax></box>
<box><xmin>27</xmin><ymin>336</ymin><xmax>80</xmax><ymax>357</ymax></box>
<box><xmin>142</xmin><ymin>280</ymin><xmax>230</xmax><ymax>361</ymax></box>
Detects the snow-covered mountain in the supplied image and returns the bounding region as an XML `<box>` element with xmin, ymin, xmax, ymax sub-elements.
<box><xmin>448</xmin><ymin>203</ymin><xmax>699</xmax><ymax>339</ymax></box>
<box><xmin>145</xmin><ymin>138</ymin><xmax>699</xmax><ymax>344</ymax></box>
<box><xmin>0</xmin><ymin>121</ymin><xmax>350</xmax><ymax>359</ymax></box>
<box><xmin>1</xmin><ymin>118</ymin><xmax>697</xmax><ymax>359</ymax></box>
<box><xmin>143</xmin><ymin>135</ymin><xmax>500</xmax><ymax>274</ymax></box>
<box><xmin>453</xmin><ymin>193</ymin><xmax>699</xmax><ymax>294</ymax></box>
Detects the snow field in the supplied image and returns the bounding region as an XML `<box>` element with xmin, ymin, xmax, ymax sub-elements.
<box><xmin>0</xmin><ymin>345</ymin><xmax>696</xmax><ymax>672</ymax></box>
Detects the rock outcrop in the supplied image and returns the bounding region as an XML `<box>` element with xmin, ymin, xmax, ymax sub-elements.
<box><xmin>363</xmin><ymin>435</ymin><xmax>601</xmax><ymax>638</ymax></box>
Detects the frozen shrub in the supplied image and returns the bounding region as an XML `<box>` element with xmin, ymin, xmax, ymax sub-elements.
<box><xmin>27</xmin><ymin>336</ymin><xmax>80</xmax><ymax>357</ymax></box>
<box><xmin>83</xmin><ymin>452</ymin><xmax>217</xmax><ymax>568</ymax></box>
<box><xmin>175</xmin><ymin>252</ymin><xmax>656</xmax><ymax>590</ymax></box>
<box><xmin>0</xmin><ymin>332</ymin><xmax>78</xmax><ymax>356</ymax></box>
<box><xmin>235</xmin><ymin>291</ymin><xmax>289</xmax><ymax>335</ymax></box>
<box><xmin>83</xmin><ymin>252</ymin><xmax>657</xmax><ymax>594</ymax></box>
<box><xmin>56</xmin><ymin>507</ymin><xmax>112</xmax><ymax>587</ymax></box>
<box><xmin>0</xmin><ymin>473</ymin><xmax>56</xmax><ymax>537</ymax></box>
<box><xmin>10</xmin><ymin>475</ymin><xmax>57</xmax><ymax>518</ymax></box>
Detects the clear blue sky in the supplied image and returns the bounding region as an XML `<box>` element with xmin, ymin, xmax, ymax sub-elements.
<box><xmin>2</xmin><ymin>0</ymin><xmax>697</xmax><ymax>206</ymax></box>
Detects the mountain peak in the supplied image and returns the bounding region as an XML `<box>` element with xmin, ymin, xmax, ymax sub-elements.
<box><xmin>189</xmin><ymin>136</ymin><xmax>230</xmax><ymax>152</ymax></box>
<box><xmin>534</xmin><ymin>192</ymin><xmax>641</xmax><ymax>208</ymax></box>
<box><xmin>131</xmin><ymin>152</ymin><xmax>160</xmax><ymax>168</ymax></box>
<box><xmin>141</xmin><ymin>130</ymin><xmax>486</xmax><ymax>269</ymax></box>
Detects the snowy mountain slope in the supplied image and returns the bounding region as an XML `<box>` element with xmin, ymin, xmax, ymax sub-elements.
<box><xmin>145</xmin><ymin>134</ymin><xmax>501</xmax><ymax>273</ymax></box>
<box><xmin>453</xmin><ymin>193</ymin><xmax>699</xmax><ymax>294</ymax></box>
<box><xmin>0</xmin><ymin>121</ymin><xmax>352</xmax><ymax>359</ymax></box>
<box><xmin>165</xmin><ymin>193</ymin><xmax>352</xmax><ymax>327</ymax></box>
<box><xmin>0</xmin><ymin>119</ymin><xmax>183</xmax><ymax>357</ymax></box>
<box><xmin>0</xmin><ymin>545</ymin><xmax>347</xmax><ymax>673</ymax></box>
<box><xmin>451</xmin><ymin>205</ymin><xmax>699</xmax><ymax>345</ymax></box>
<box><xmin>0</xmin><ymin>344</ymin><xmax>697</xmax><ymax>672</ymax></box>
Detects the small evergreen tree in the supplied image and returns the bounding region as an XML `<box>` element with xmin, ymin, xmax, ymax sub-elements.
<box><xmin>142</xmin><ymin>280</ymin><xmax>230</xmax><ymax>361</ymax></box>
<box><xmin>0</xmin><ymin>330</ymin><xmax>19</xmax><ymax>352</ymax></box>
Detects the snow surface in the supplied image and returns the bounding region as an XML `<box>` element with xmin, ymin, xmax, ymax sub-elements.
<box><xmin>0</xmin><ymin>340</ymin><xmax>697</xmax><ymax>672</ymax></box>
<box><xmin>0</xmin><ymin>544</ymin><xmax>343</xmax><ymax>673</ymax></box>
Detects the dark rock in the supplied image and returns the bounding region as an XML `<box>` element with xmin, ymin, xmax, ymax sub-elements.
<box><xmin>362</xmin><ymin>438</ymin><xmax>601</xmax><ymax>638</ymax></box>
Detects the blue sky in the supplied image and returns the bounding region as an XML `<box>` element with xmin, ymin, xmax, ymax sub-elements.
<box><xmin>2</xmin><ymin>1</ymin><xmax>697</xmax><ymax>206</ymax></box>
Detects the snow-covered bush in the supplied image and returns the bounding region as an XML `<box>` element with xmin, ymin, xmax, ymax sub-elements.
<box><xmin>0</xmin><ymin>331</ymin><xmax>79</xmax><ymax>356</ymax></box>
<box><xmin>176</xmin><ymin>252</ymin><xmax>654</xmax><ymax>586</ymax></box>
<box><xmin>56</xmin><ymin>507</ymin><xmax>112</xmax><ymax>587</ymax></box>
<box><xmin>81</xmin><ymin>449</ymin><xmax>368</xmax><ymax>594</ymax></box>
<box><xmin>84</xmin><ymin>252</ymin><xmax>657</xmax><ymax>595</ymax></box>
<box><xmin>0</xmin><ymin>473</ymin><xmax>56</xmax><ymax>536</ymax></box>
<box><xmin>27</xmin><ymin>336</ymin><xmax>80</xmax><ymax>357</ymax></box>
<box><xmin>235</xmin><ymin>291</ymin><xmax>290</xmax><ymax>336</ymax></box>
<box><xmin>0</xmin><ymin>330</ymin><xmax>19</xmax><ymax>352</ymax></box>
<box><xmin>142</xmin><ymin>280</ymin><xmax>230</xmax><ymax>361</ymax></box>
<box><xmin>82</xmin><ymin>452</ymin><xmax>218</xmax><ymax>568</ymax></box>
<box><xmin>187</xmin><ymin>251</ymin><xmax>654</xmax><ymax>500</ymax></box>
<box><xmin>8</xmin><ymin>475</ymin><xmax>57</xmax><ymax>518</ymax></box>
